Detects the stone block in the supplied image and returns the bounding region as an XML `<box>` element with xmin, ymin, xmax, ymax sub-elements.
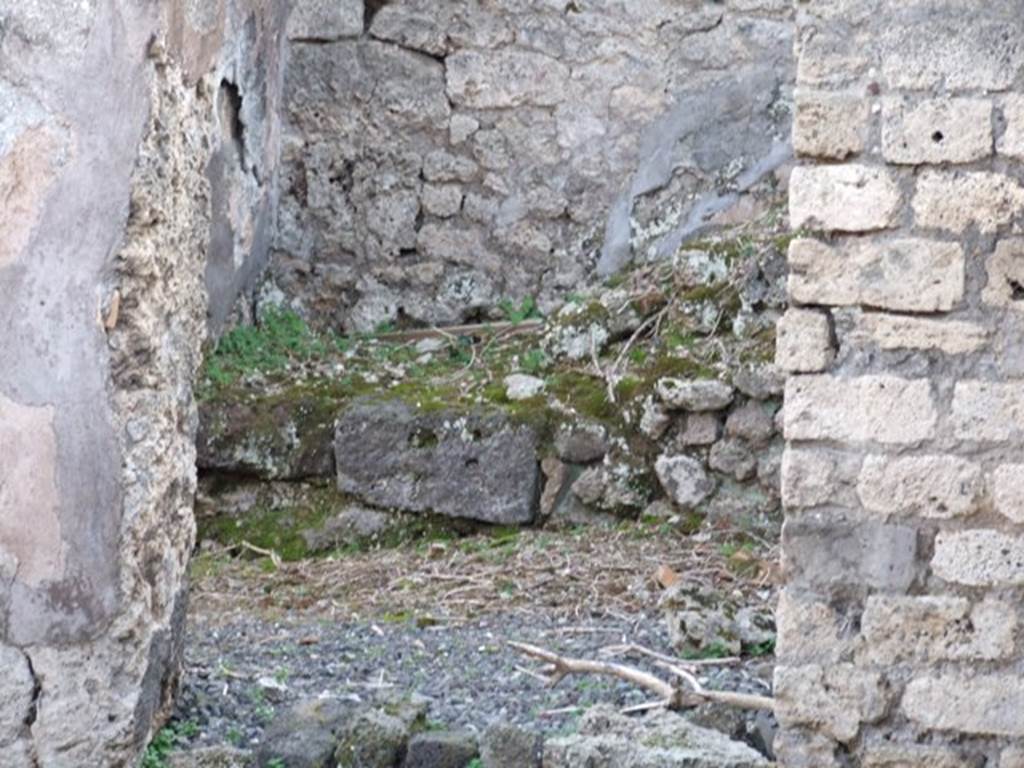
<box><xmin>882</xmin><ymin>14</ymin><xmax>1024</xmax><ymax>91</ymax></box>
<box><xmin>882</xmin><ymin>97</ymin><xmax>992</xmax><ymax>165</ymax></box>
<box><xmin>793</xmin><ymin>91</ymin><xmax>868</xmax><ymax>159</ymax></box>
<box><xmin>781</xmin><ymin>448</ymin><xmax>840</xmax><ymax>509</ymax></box>
<box><xmin>790</xmin><ymin>165</ymin><xmax>902</xmax><ymax>232</ymax></box>
<box><xmin>851</xmin><ymin>314</ymin><xmax>988</xmax><ymax>354</ymax></box>
<box><xmin>1002</xmin><ymin>747</ymin><xmax>1024</xmax><ymax>768</ymax></box>
<box><xmin>863</xmin><ymin>745</ymin><xmax>976</xmax><ymax>768</ymax></box>
<box><xmin>775</xmin><ymin>664</ymin><xmax>888</xmax><ymax>743</ymax></box>
<box><xmin>334</xmin><ymin>400</ymin><xmax>539</xmax><ymax>525</ymax></box>
<box><xmin>932</xmin><ymin>529</ymin><xmax>1024</xmax><ymax>586</ymax></box>
<box><xmin>856</xmin><ymin>455</ymin><xmax>982</xmax><ymax>519</ymax></box>
<box><xmin>677</xmin><ymin>413</ymin><xmax>722</xmax><ymax>447</ymax></box>
<box><xmin>951</xmin><ymin>380</ymin><xmax>1024</xmax><ymax>441</ymax></box>
<box><xmin>479</xmin><ymin>723</ymin><xmax>542</xmax><ymax>768</ymax></box>
<box><xmin>783</xmin><ymin>519</ymin><xmax>918</xmax><ymax>592</ymax></box>
<box><xmin>421</xmin><ymin>184</ymin><xmax>463</xmax><ymax>218</ymax></box>
<box><xmin>788</xmin><ymin>238</ymin><xmax>964</xmax><ymax>312</ymax></box>
<box><xmin>775</xmin><ymin>309</ymin><xmax>833</xmax><ymax>373</ymax></box>
<box><xmin>775</xmin><ymin>589</ymin><xmax>846</xmax><ymax>664</ymax></box>
<box><xmin>0</xmin><ymin>646</ymin><xmax>34</xmax><ymax>748</ymax></box>
<box><xmin>709</xmin><ymin>439</ymin><xmax>757</xmax><ymax>481</ymax></box>
<box><xmin>998</xmin><ymin>94</ymin><xmax>1024</xmax><ymax>159</ymax></box>
<box><xmin>913</xmin><ymin>171</ymin><xmax>1024</xmax><ymax>233</ymax></box>
<box><xmin>287</xmin><ymin>0</ymin><xmax>364</xmax><ymax>40</ymax></box>
<box><xmin>983</xmin><ymin>238</ymin><xmax>1024</xmax><ymax>310</ymax></box>
<box><xmin>655</xmin><ymin>454</ymin><xmax>715</xmax><ymax>509</ymax></box>
<box><xmin>993</xmin><ymin>464</ymin><xmax>1024</xmax><ymax>523</ymax></box>
<box><xmin>404</xmin><ymin>731</ymin><xmax>478</xmax><ymax>768</ymax></box>
<box><xmin>725</xmin><ymin>402</ymin><xmax>777</xmax><ymax>445</ymax></box>
<box><xmin>656</xmin><ymin>379</ymin><xmax>734</xmax><ymax>411</ymax></box>
<box><xmin>772</xmin><ymin>730</ymin><xmax>840</xmax><ymax>768</ymax></box>
<box><xmin>860</xmin><ymin>596</ymin><xmax>1015</xmax><ymax>664</ymax></box>
<box><xmin>543</xmin><ymin>705</ymin><xmax>771</xmax><ymax>767</ymax></box>
<box><xmin>554</xmin><ymin>423</ymin><xmax>608</xmax><ymax>464</ymax></box>
<box><xmin>903</xmin><ymin>673</ymin><xmax>1024</xmax><ymax>736</ymax></box>
<box><xmin>784</xmin><ymin>375</ymin><xmax>937</xmax><ymax>445</ymax></box>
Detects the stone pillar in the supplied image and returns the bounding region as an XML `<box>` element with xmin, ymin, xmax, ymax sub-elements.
<box><xmin>0</xmin><ymin>1</ymin><xmax>284</xmax><ymax>764</ymax></box>
<box><xmin>776</xmin><ymin>1</ymin><xmax>1024</xmax><ymax>765</ymax></box>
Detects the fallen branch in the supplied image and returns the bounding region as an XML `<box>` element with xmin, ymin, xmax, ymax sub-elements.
<box><xmin>509</xmin><ymin>640</ymin><xmax>682</xmax><ymax>708</ymax></box>
<box><xmin>508</xmin><ymin>640</ymin><xmax>774</xmax><ymax>713</ymax></box>
<box><xmin>374</xmin><ymin>319</ymin><xmax>544</xmax><ymax>342</ymax></box>
<box><xmin>238</xmin><ymin>540</ymin><xmax>283</xmax><ymax>570</ymax></box>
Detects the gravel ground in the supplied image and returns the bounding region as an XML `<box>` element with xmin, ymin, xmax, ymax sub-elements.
<box><xmin>172</xmin><ymin>609</ymin><xmax>774</xmax><ymax>756</ymax></box>
<box><xmin>169</xmin><ymin>525</ymin><xmax>779</xmax><ymax>758</ymax></box>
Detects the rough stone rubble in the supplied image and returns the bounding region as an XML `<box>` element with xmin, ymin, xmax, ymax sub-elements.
<box><xmin>265</xmin><ymin>0</ymin><xmax>794</xmax><ymax>332</ymax></box>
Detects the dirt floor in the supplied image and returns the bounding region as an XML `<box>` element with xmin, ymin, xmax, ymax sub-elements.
<box><xmin>169</xmin><ymin>523</ymin><xmax>779</xmax><ymax>758</ymax></box>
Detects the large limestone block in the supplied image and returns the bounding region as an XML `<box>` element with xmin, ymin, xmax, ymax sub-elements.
<box><xmin>913</xmin><ymin>171</ymin><xmax>1024</xmax><ymax>233</ymax></box>
<box><xmin>775</xmin><ymin>309</ymin><xmax>833</xmax><ymax>373</ymax></box>
<box><xmin>784</xmin><ymin>375</ymin><xmax>937</xmax><ymax>445</ymax></box>
<box><xmin>788</xmin><ymin>238</ymin><xmax>964</xmax><ymax>312</ymax></box>
<box><xmin>857</xmin><ymin>455</ymin><xmax>982</xmax><ymax>519</ymax></box>
<box><xmin>903</xmin><ymin>673</ymin><xmax>1024</xmax><ymax>736</ymax></box>
<box><xmin>881</xmin><ymin>12</ymin><xmax>1024</xmax><ymax>91</ymax></box>
<box><xmin>789</xmin><ymin>165</ymin><xmax>902</xmax><ymax>232</ymax></box>
<box><xmin>334</xmin><ymin>400</ymin><xmax>539</xmax><ymax>525</ymax></box>
<box><xmin>850</xmin><ymin>314</ymin><xmax>988</xmax><ymax>354</ymax></box>
<box><xmin>881</xmin><ymin>97</ymin><xmax>992</xmax><ymax>165</ymax></box>
<box><xmin>859</xmin><ymin>596</ymin><xmax>1015</xmax><ymax>664</ymax></box>
<box><xmin>982</xmin><ymin>238</ymin><xmax>1024</xmax><ymax>310</ymax></box>
<box><xmin>775</xmin><ymin>589</ymin><xmax>847</xmax><ymax>665</ymax></box>
<box><xmin>775</xmin><ymin>664</ymin><xmax>888</xmax><ymax>743</ymax></box>
<box><xmin>993</xmin><ymin>464</ymin><xmax>1024</xmax><ymax>523</ymax></box>
<box><xmin>793</xmin><ymin>90</ymin><xmax>868</xmax><ymax>159</ymax></box>
<box><xmin>951</xmin><ymin>380</ymin><xmax>1024</xmax><ymax>441</ymax></box>
<box><xmin>932</xmin><ymin>529</ymin><xmax>1024</xmax><ymax>586</ymax></box>
<box><xmin>782</xmin><ymin>520</ymin><xmax>919</xmax><ymax>592</ymax></box>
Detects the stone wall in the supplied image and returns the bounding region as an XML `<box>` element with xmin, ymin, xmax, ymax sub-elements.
<box><xmin>0</xmin><ymin>1</ymin><xmax>286</xmax><ymax>764</ymax></box>
<box><xmin>775</xmin><ymin>2</ymin><xmax>1024</xmax><ymax>765</ymax></box>
<box><xmin>264</xmin><ymin>0</ymin><xmax>794</xmax><ymax>333</ymax></box>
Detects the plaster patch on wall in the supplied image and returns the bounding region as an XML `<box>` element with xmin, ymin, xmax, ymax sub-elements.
<box><xmin>0</xmin><ymin>395</ymin><xmax>66</xmax><ymax>587</ymax></box>
<box><xmin>0</xmin><ymin>125</ymin><xmax>68</xmax><ymax>269</ymax></box>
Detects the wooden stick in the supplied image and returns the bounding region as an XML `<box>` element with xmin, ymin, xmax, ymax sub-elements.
<box><xmin>509</xmin><ymin>640</ymin><xmax>774</xmax><ymax>713</ymax></box>
<box><xmin>509</xmin><ymin>640</ymin><xmax>682</xmax><ymax>708</ymax></box>
<box><xmin>374</xmin><ymin>319</ymin><xmax>544</xmax><ymax>342</ymax></box>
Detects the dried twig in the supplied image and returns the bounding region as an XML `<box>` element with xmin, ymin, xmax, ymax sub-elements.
<box><xmin>509</xmin><ymin>640</ymin><xmax>773</xmax><ymax>713</ymax></box>
<box><xmin>374</xmin><ymin>319</ymin><xmax>544</xmax><ymax>342</ymax></box>
<box><xmin>238</xmin><ymin>540</ymin><xmax>282</xmax><ymax>570</ymax></box>
<box><xmin>509</xmin><ymin>640</ymin><xmax>683</xmax><ymax>708</ymax></box>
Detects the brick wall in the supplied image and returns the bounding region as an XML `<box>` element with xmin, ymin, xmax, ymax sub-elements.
<box><xmin>776</xmin><ymin>1</ymin><xmax>1024</xmax><ymax>765</ymax></box>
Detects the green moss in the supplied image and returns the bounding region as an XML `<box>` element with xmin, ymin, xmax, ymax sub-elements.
<box><xmin>197</xmin><ymin>487</ymin><xmax>341</xmax><ymax>562</ymax></box>
<box><xmin>549</xmin><ymin>371</ymin><xmax>617</xmax><ymax>422</ymax></box>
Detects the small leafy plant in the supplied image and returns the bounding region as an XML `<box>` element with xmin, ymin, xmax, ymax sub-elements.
<box><xmin>141</xmin><ymin>720</ymin><xmax>199</xmax><ymax>768</ymax></box>
<box><xmin>498</xmin><ymin>295</ymin><xmax>542</xmax><ymax>324</ymax></box>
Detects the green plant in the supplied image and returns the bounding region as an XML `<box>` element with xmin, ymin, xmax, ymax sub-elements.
<box><xmin>141</xmin><ymin>720</ymin><xmax>199</xmax><ymax>768</ymax></box>
<box><xmin>520</xmin><ymin>347</ymin><xmax>547</xmax><ymax>375</ymax></box>
<box><xmin>498</xmin><ymin>295</ymin><xmax>542</xmax><ymax>324</ymax></box>
<box><xmin>200</xmin><ymin>307</ymin><xmax>328</xmax><ymax>387</ymax></box>
<box><xmin>747</xmin><ymin>637</ymin><xmax>776</xmax><ymax>657</ymax></box>
<box><xmin>225</xmin><ymin>727</ymin><xmax>244</xmax><ymax>746</ymax></box>
<box><xmin>466</xmin><ymin>759</ymin><xmax>484</xmax><ymax>768</ymax></box>
<box><xmin>267</xmin><ymin>759</ymin><xmax>286</xmax><ymax>768</ymax></box>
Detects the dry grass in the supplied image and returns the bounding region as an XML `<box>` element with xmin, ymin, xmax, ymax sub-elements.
<box><xmin>188</xmin><ymin>523</ymin><xmax>779</xmax><ymax>628</ymax></box>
